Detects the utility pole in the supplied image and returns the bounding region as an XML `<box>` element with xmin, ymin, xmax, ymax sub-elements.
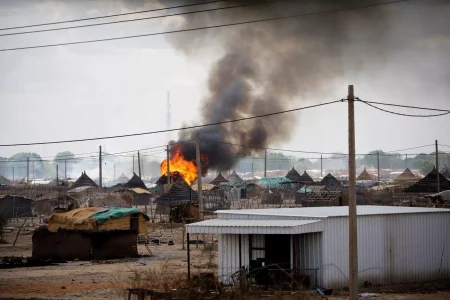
<box><xmin>114</xmin><ymin>164</ymin><xmax>116</xmax><ymax>181</ymax></box>
<box><xmin>196</xmin><ymin>134</ymin><xmax>204</xmax><ymax>220</ymax></box>
<box><xmin>32</xmin><ymin>161</ymin><xmax>35</xmax><ymax>179</ymax></box>
<box><xmin>99</xmin><ymin>146</ymin><xmax>102</xmax><ymax>189</ymax></box>
<box><xmin>405</xmin><ymin>154</ymin><xmax>408</xmax><ymax>169</ymax></box>
<box><xmin>436</xmin><ymin>140</ymin><xmax>440</xmax><ymax>193</ymax></box>
<box><xmin>56</xmin><ymin>164</ymin><xmax>59</xmax><ymax>187</ymax></box>
<box><xmin>166</xmin><ymin>145</ymin><xmax>171</xmax><ymax>185</ymax></box>
<box><xmin>377</xmin><ymin>151</ymin><xmax>380</xmax><ymax>182</ymax></box>
<box><xmin>320</xmin><ymin>155</ymin><xmax>323</xmax><ymax>177</ymax></box>
<box><xmin>138</xmin><ymin>151</ymin><xmax>142</xmax><ymax>178</ymax></box>
<box><xmin>133</xmin><ymin>155</ymin><xmax>135</xmax><ymax>174</ymax></box>
<box><xmin>64</xmin><ymin>159</ymin><xmax>67</xmax><ymax>180</ymax></box>
<box><xmin>252</xmin><ymin>163</ymin><xmax>254</xmax><ymax>180</ymax></box>
<box><xmin>26</xmin><ymin>157</ymin><xmax>29</xmax><ymax>183</ymax></box>
<box><xmin>347</xmin><ymin>85</ymin><xmax>358</xmax><ymax>300</ymax></box>
<box><xmin>12</xmin><ymin>167</ymin><xmax>14</xmax><ymax>182</ymax></box>
<box><xmin>264</xmin><ymin>150</ymin><xmax>267</xmax><ymax>177</ymax></box>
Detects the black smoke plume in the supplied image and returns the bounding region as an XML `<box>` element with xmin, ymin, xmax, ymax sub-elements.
<box><xmin>160</xmin><ymin>0</ymin><xmax>450</xmax><ymax>174</ymax></box>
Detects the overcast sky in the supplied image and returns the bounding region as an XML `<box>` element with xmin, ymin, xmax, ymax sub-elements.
<box><xmin>1</xmin><ymin>0</ymin><xmax>449</xmax><ymax>163</ymax></box>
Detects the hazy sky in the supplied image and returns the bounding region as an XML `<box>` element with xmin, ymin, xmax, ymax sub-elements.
<box><xmin>1</xmin><ymin>0</ymin><xmax>449</xmax><ymax>163</ymax></box>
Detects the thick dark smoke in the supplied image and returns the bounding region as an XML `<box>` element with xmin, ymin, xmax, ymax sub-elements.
<box><xmin>160</xmin><ymin>0</ymin><xmax>450</xmax><ymax>174</ymax></box>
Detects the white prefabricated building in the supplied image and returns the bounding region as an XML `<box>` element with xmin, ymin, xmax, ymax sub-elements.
<box><xmin>186</xmin><ymin>206</ymin><xmax>450</xmax><ymax>288</ymax></box>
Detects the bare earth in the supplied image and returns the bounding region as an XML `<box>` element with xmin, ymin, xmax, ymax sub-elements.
<box><xmin>1</xmin><ymin>222</ymin><xmax>450</xmax><ymax>300</ymax></box>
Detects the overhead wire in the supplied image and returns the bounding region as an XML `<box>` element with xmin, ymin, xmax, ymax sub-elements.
<box><xmin>0</xmin><ymin>0</ymin><xmax>410</xmax><ymax>52</ymax></box>
<box><xmin>0</xmin><ymin>0</ymin><xmax>288</xmax><ymax>37</ymax></box>
<box><xmin>0</xmin><ymin>0</ymin><xmax>226</xmax><ymax>31</ymax></box>
<box><xmin>0</xmin><ymin>100</ymin><xmax>342</xmax><ymax>146</ymax></box>
<box><xmin>356</xmin><ymin>98</ymin><xmax>450</xmax><ymax>117</ymax></box>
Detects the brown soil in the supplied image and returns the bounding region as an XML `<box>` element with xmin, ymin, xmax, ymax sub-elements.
<box><xmin>1</xmin><ymin>221</ymin><xmax>450</xmax><ymax>299</ymax></box>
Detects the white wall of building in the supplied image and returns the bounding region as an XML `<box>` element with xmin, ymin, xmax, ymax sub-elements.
<box><xmin>322</xmin><ymin>212</ymin><xmax>450</xmax><ymax>287</ymax></box>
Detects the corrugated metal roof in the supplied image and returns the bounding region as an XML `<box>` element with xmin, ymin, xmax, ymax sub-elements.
<box><xmin>186</xmin><ymin>219</ymin><xmax>323</xmax><ymax>234</ymax></box>
<box><xmin>216</xmin><ymin>206</ymin><xmax>450</xmax><ymax>218</ymax></box>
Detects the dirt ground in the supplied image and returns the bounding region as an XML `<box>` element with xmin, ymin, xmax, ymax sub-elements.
<box><xmin>1</xmin><ymin>220</ymin><xmax>450</xmax><ymax>300</ymax></box>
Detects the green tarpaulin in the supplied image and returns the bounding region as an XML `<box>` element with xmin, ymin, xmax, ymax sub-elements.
<box><xmin>91</xmin><ymin>207</ymin><xmax>150</xmax><ymax>224</ymax></box>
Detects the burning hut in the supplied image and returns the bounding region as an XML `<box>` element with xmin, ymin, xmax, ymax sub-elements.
<box><xmin>404</xmin><ymin>168</ymin><xmax>450</xmax><ymax>193</ymax></box>
<box><xmin>210</xmin><ymin>172</ymin><xmax>229</xmax><ymax>186</ymax></box>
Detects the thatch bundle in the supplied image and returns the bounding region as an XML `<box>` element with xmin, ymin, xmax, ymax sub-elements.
<box><xmin>48</xmin><ymin>207</ymin><xmax>99</xmax><ymax>232</ymax></box>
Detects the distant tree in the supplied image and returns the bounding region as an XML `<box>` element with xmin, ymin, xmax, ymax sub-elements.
<box><xmin>361</xmin><ymin>150</ymin><xmax>404</xmax><ymax>169</ymax></box>
<box><xmin>8</xmin><ymin>152</ymin><xmax>44</xmax><ymax>178</ymax></box>
<box><xmin>54</xmin><ymin>151</ymin><xmax>76</xmax><ymax>177</ymax></box>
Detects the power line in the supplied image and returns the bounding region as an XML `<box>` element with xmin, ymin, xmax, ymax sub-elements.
<box><xmin>0</xmin><ymin>0</ymin><xmax>286</xmax><ymax>37</ymax></box>
<box><xmin>356</xmin><ymin>99</ymin><xmax>450</xmax><ymax>117</ymax></box>
<box><xmin>439</xmin><ymin>144</ymin><xmax>450</xmax><ymax>149</ymax></box>
<box><xmin>0</xmin><ymin>0</ymin><xmax>225</xmax><ymax>31</ymax></box>
<box><xmin>0</xmin><ymin>100</ymin><xmax>341</xmax><ymax>147</ymax></box>
<box><xmin>0</xmin><ymin>0</ymin><xmax>410</xmax><ymax>52</ymax></box>
<box><xmin>384</xmin><ymin>144</ymin><xmax>436</xmax><ymax>153</ymax></box>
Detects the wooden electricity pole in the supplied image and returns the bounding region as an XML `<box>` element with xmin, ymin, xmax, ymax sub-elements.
<box><xmin>56</xmin><ymin>165</ymin><xmax>59</xmax><ymax>187</ymax></box>
<box><xmin>26</xmin><ymin>157</ymin><xmax>29</xmax><ymax>183</ymax></box>
<box><xmin>436</xmin><ymin>140</ymin><xmax>440</xmax><ymax>193</ymax></box>
<box><xmin>132</xmin><ymin>155</ymin><xmax>135</xmax><ymax>174</ymax></box>
<box><xmin>166</xmin><ymin>145</ymin><xmax>171</xmax><ymax>185</ymax></box>
<box><xmin>320</xmin><ymin>155</ymin><xmax>323</xmax><ymax>177</ymax></box>
<box><xmin>405</xmin><ymin>154</ymin><xmax>408</xmax><ymax>169</ymax></box>
<box><xmin>99</xmin><ymin>146</ymin><xmax>102</xmax><ymax>189</ymax></box>
<box><xmin>264</xmin><ymin>150</ymin><xmax>267</xmax><ymax>177</ymax></box>
<box><xmin>347</xmin><ymin>85</ymin><xmax>358</xmax><ymax>300</ymax></box>
<box><xmin>138</xmin><ymin>151</ymin><xmax>142</xmax><ymax>178</ymax></box>
<box><xmin>196</xmin><ymin>134</ymin><xmax>204</xmax><ymax>220</ymax></box>
<box><xmin>377</xmin><ymin>151</ymin><xmax>380</xmax><ymax>182</ymax></box>
<box><xmin>64</xmin><ymin>159</ymin><xmax>67</xmax><ymax>180</ymax></box>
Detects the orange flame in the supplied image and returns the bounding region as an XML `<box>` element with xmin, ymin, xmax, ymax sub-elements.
<box><xmin>160</xmin><ymin>149</ymin><xmax>198</xmax><ymax>185</ymax></box>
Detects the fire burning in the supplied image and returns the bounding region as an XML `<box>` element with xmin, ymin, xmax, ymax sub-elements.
<box><xmin>160</xmin><ymin>147</ymin><xmax>198</xmax><ymax>185</ymax></box>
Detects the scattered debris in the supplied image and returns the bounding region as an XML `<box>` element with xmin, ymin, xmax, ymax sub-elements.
<box><xmin>359</xmin><ymin>293</ymin><xmax>380</xmax><ymax>298</ymax></box>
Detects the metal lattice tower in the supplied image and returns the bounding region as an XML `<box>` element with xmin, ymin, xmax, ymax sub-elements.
<box><xmin>166</xmin><ymin>91</ymin><xmax>171</xmax><ymax>142</ymax></box>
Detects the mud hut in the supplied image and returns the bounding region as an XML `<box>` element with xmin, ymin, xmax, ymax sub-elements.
<box><xmin>285</xmin><ymin>167</ymin><xmax>302</xmax><ymax>182</ymax></box>
<box><xmin>210</xmin><ymin>172</ymin><xmax>229</xmax><ymax>186</ymax></box>
<box><xmin>34</xmin><ymin>193</ymin><xmax>78</xmax><ymax>214</ymax></box>
<box><xmin>116</xmin><ymin>173</ymin><xmax>130</xmax><ymax>184</ymax></box>
<box><xmin>126</xmin><ymin>173</ymin><xmax>147</xmax><ymax>190</ymax></box>
<box><xmin>357</xmin><ymin>168</ymin><xmax>375</xmax><ymax>181</ymax></box>
<box><xmin>404</xmin><ymin>168</ymin><xmax>450</xmax><ymax>193</ymax></box>
<box><xmin>320</xmin><ymin>173</ymin><xmax>342</xmax><ymax>189</ymax></box>
<box><xmin>69</xmin><ymin>172</ymin><xmax>98</xmax><ymax>190</ymax></box>
<box><xmin>0</xmin><ymin>195</ymin><xmax>34</xmax><ymax>219</ymax></box>
<box><xmin>393</xmin><ymin>168</ymin><xmax>418</xmax><ymax>184</ymax></box>
<box><xmin>47</xmin><ymin>207</ymin><xmax>149</xmax><ymax>234</ymax></box>
<box><xmin>299</xmin><ymin>171</ymin><xmax>314</xmax><ymax>183</ymax></box>
<box><xmin>228</xmin><ymin>171</ymin><xmax>243</xmax><ymax>184</ymax></box>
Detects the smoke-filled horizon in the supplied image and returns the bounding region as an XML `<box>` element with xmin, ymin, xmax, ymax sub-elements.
<box><xmin>161</xmin><ymin>0</ymin><xmax>450</xmax><ymax>174</ymax></box>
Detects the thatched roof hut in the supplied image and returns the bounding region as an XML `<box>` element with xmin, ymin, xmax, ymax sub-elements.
<box><xmin>228</xmin><ymin>171</ymin><xmax>243</xmax><ymax>183</ymax></box>
<box><xmin>48</xmin><ymin>207</ymin><xmax>149</xmax><ymax>234</ymax></box>
<box><xmin>126</xmin><ymin>173</ymin><xmax>147</xmax><ymax>189</ymax></box>
<box><xmin>69</xmin><ymin>172</ymin><xmax>98</xmax><ymax>190</ymax></box>
<box><xmin>285</xmin><ymin>167</ymin><xmax>302</xmax><ymax>182</ymax></box>
<box><xmin>357</xmin><ymin>168</ymin><xmax>375</xmax><ymax>181</ymax></box>
<box><xmin>0</xmin><ymin>175</ymin><xmax>11</xmax><ymax>185</ymax></box>
<box><xmin>210</xmin><ymin>172</ymin><xmax>229</xmax><ymax>185</ymax></box>
<box><xmin>299</xmin><ymin>171</ymin><xmax>314</xmax><ymax>183</ymax></box>
<box><xmin>116</xmin><ymin>173</ymin><xmax>129</xmax><ymax>184</ymax></box>
<box><xmin>320</xmin><ymin>173</ymin><xmax>342</xmax><ymax>188</ymax></box>
<box><xmin>394</xmin><ymin>168</ymin><xmax>418</xmax><ymax>183</ymax></box>
<box><xmin>404</xmin><ymin>168</ymin><xmax>450</xmax><ymax>193</ymax></box>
